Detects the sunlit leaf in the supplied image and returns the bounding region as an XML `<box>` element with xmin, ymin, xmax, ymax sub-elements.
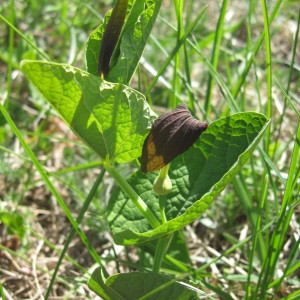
<box><xmin>21</xmin><ymin>60</ymin><xmax>156</xmax><ymax>163</ymax></box>
<box><xmin>107</xmin><ymin>112</ymin><xmax>270</xmax><ymax>245</ymax></box>
<box><xmin>88</xmin><ymin>267</ymin><xmax>200</xmax><ymax>299</ymax></box>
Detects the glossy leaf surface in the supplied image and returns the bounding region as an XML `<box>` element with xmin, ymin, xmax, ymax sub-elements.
<box><xmin>21</xmin><ymin>61</ymin><xmax>156</xmax><ymax>164</ymax></box>
<box><xmin>107</xmin><ymin>112</ymin><xmax>270</xmax><ymax>245</ymax></box>
<box><xmin>88</xmin><ymin>267</ymin><xmax>199</xmax><ymax>299</ymax></box>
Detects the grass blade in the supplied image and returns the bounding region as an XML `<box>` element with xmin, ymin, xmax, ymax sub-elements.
<box><xmin>204</xmin><ymin>0</ymin><xmax>229</xmax><ymax>114</ymax></box>
<box><xmin>0</xmin><ymin>103</ymin><xmax>102</xmax><ymax>273</ymax></box>
<box><xmin>45</xmin><ymin>168</ymin><xmax>106</xmax><ymax>299</ymax></box>
<box><xmin>261</xmin><ymin>0</ymin><xmax>272</xmax><ymax>153</ymax></box>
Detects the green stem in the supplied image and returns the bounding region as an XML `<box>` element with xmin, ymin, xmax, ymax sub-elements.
<box><xmin>106</xmin><ymin>164</ymin><xmax>161</xmax><ymax>229</ymax></box>
<box><xmin>153</xmin><ymin>234</ymin><xmax>173</xmax><ymax>273</ymax></box>
<box><xmin>159</xmin><ymin>195</ymin><xmax>167</xmax><ymax>223</ymax></box>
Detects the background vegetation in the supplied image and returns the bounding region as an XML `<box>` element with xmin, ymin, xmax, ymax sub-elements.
<box><xmin>0</xmin><ymin>0</ymin><xmax>299</xmax><ymax>299</ymax></box>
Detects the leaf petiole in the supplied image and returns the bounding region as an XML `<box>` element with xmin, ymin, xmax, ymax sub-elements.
<box><xmin>153</xmin><ymin>234</ymin><xmax>173</xmax><ymax>273</ymax></box>
<box><xmin>105</xmin><ymin>163</ymin><xmax>161</xmax><ymax>229</ymax></box>
<box><xmin>159</xmin><ymin>195</ymin><xmax>168</xmax><ymax>224</ymax></box>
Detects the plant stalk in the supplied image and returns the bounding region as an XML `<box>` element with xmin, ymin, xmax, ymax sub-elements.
<box><xmin>106</xmin><ymin>164</ymin><xmax>161</xmax><ymax>229</ymax></box>
<box><xmin>153</xmin><ymin>234</ymin><xmax>174</xmax><ymax>273</ymax></box>
<box><xmin>159</xmin><ymin>195</ymin><xmax>167</xmax><ymax>224</ymax></box>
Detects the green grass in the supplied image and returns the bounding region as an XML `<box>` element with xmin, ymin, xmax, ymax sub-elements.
<box><xmin>1</xmin><ymin>0</ymin><xmax>299</xmax><ymax>299</ymax></box>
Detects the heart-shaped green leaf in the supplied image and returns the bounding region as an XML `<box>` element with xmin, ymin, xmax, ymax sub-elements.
<box><xmin>107</xmin><ymin>112</ymin><xmax>270</xmax><ymax>245</ymax></box>
<box><xmin>21</xmin><ymin>60</ymin><xmax>156</xmax><ymax>163</ymax></box>
<box><xmin>88</xmin><ymin>267</ymin><xmax>199</xmax><ymax>299</ymax></box>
